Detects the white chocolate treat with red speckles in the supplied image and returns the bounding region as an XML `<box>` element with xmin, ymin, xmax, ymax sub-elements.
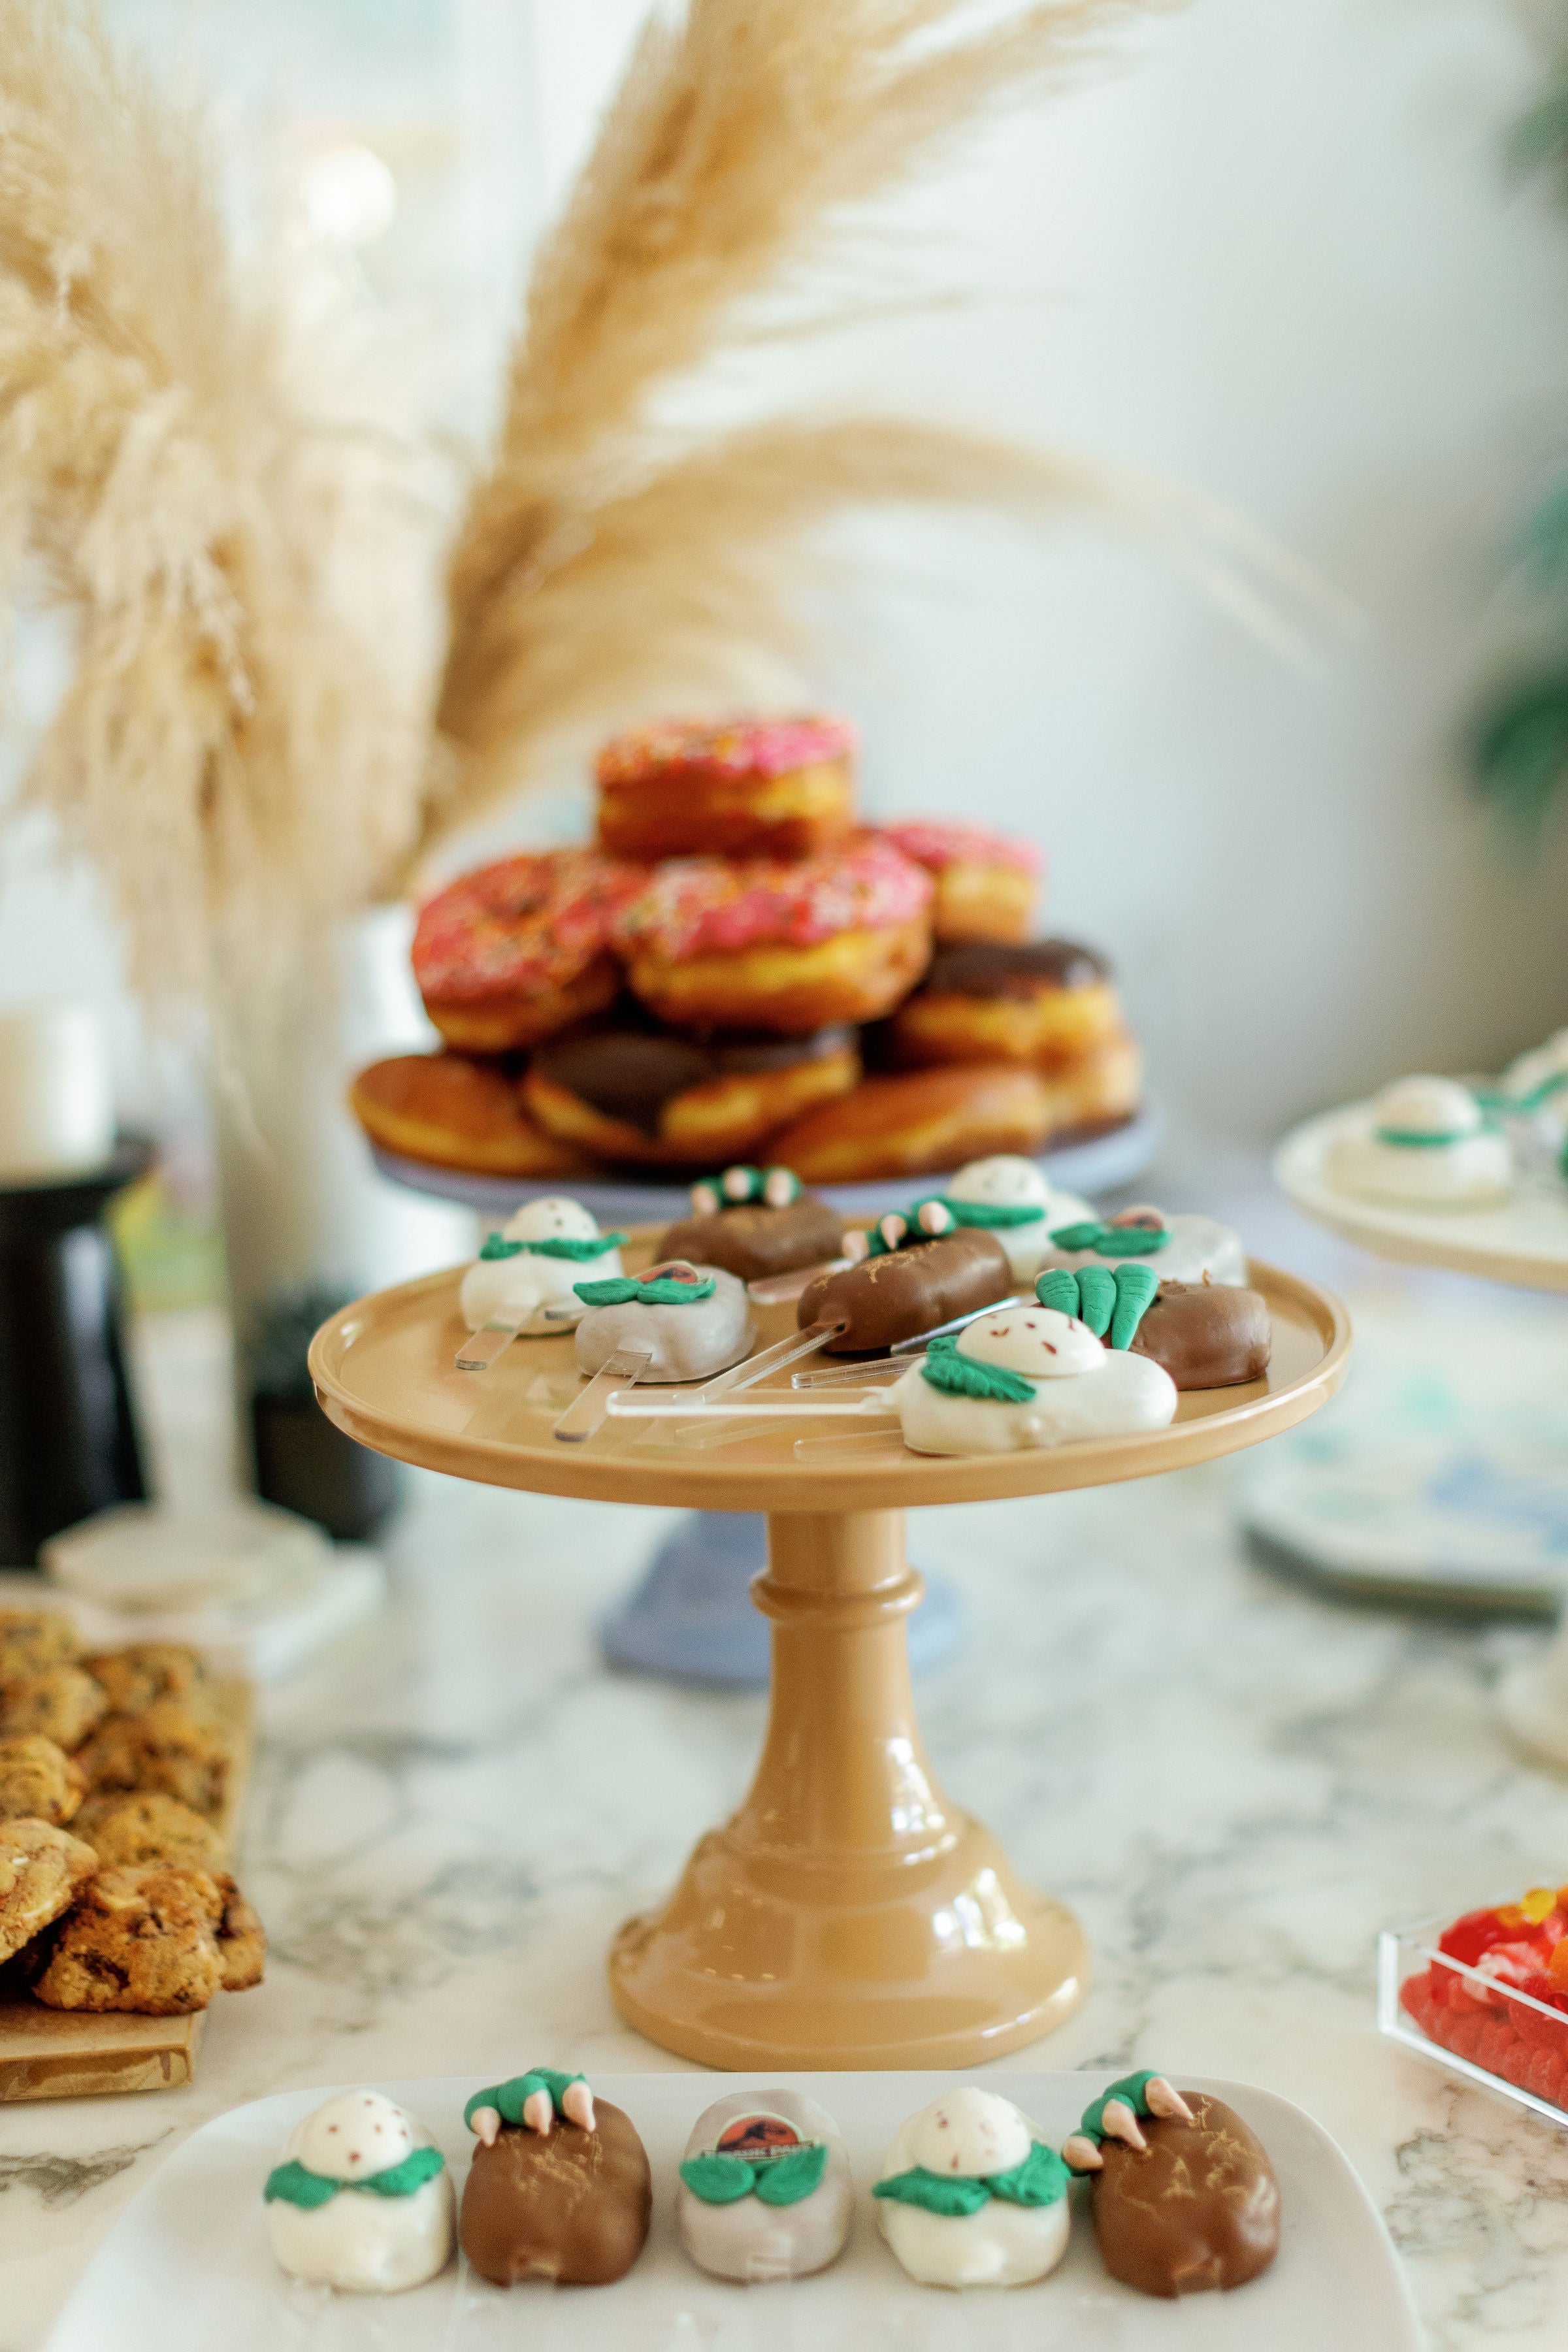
<box><xmin>572</xmin><ymin>1262</ymin><xmax>755</xmax><ymax>1382</ymax></box>
<box><xmin>893</xmin><ymin>1306</ymin><xmax>1176</xmax><ymax>1457</ymax></box>
<box><xmin>265</xmin><ymin>2091</ymin><xmax>455</xmax><ymax>2293</ymax></box>
<box><xmin>1326</xmin><ymin>1076</ymin><xmax>1514</xmax><ymax>1207</ymax></box>
<box><xmin>939</xmin><ymin>1155</ymin><xmax>1090</xmax><ymax>1282</ymax></box>
<box><xmin>874</xmin><ymin>2088</ymin><xmax>1070</xmax><ymax>2287</ymax></box>
<box><xmin>459</xmin><ymin>1198</ymin><xmax>623</xmax><ymax>1333</ymax></box>
<box><xmin>1036</xmin><ymin>1206</ymin><xmax>1246</xmax><ymax>1287</ymax></box>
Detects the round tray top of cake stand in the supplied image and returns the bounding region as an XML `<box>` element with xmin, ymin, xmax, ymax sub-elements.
<box><xmin>1278</xmin><ymin>1102</ymin><xmax>1568</xmax><ymax>1768</ymax></box>
<box><xmin>310</xmin><ymin>1245</ymin><xmax>1348</xmax><ymax>2071</ymax></box>
<box><xmin>368</xmin><ymin>1098</ymin><xmax>1161</xmax><ymax>1228</ymax></box>
<box><xmin>1275</xmin><ymin>1105</ymin><xmax>1568</xmax><ymax>1292</ymax></box>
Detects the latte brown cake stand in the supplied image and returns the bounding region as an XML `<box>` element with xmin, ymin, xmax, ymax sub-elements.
<box><xmin>310</xmin><ymin>1240</ymin><xmax>1349</xmax><ymax>2072</ymax></box>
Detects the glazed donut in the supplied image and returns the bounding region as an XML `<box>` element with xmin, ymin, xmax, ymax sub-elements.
<box><xmin>770</xmin><ymin>1064</ymin><xmax>1050</xmax><ymax>1185</ymax></box>
<box><xmin>879</xmin><ymin>821</ymin><xmax>1041</xmax><ymax>945</ymax></box>
<box><xmin>412</xmin><ymin>849</ymin><xmax>647</xmax><ymax>1053</ymax></box>
<box><xmin>525</xmin><ymin>1018</ymin><xmax>859</xmax><ymax>1167</ymax></box>
<box><xmin>890</xmin><ymin>939</ymin><xmax>1125</xmax><ymax>1073</ymax></box>
<box><xmin>348</xmin><ymin>1054</ymin><xmax>596</xmax><ymax>1177</ymax></box>
<box><xmin>1039</xmin><ymin>1031</ymin><xmax>1143</xmax><ymax>1139</ymax></box>
<box><xmin>596</xmin><ymin>714</ymin><xmax>857</xmax><ymax>861</ymax></box>
<box><xmin>613</xmin><ymin>839</ymin><xmax>932</xmax><ymax>1036</ymax></box>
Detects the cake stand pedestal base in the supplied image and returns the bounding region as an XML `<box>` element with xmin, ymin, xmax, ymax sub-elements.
<box><xmin>608</xmin><ymin>1507</ymin><xmax>1085</xmax><ymax>2068</ymax></box>
<box><xmin>599</xmin><ymin>1510</ymin><xmax>963</xmax><ymax>1688</ymax></box>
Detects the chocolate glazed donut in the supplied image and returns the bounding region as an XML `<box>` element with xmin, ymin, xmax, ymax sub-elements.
<box><xmin>798</xmin><ymin>1228</ymin><xmax>1012</xmax><ymax>1353</ymax></box>
<box><xmin>525</xmin><ymin>1015</ymin><xmax>858</xmax><ymax>1166</ymax></box>
<box><xmin>459</xmin><ymin>2098</ymin><xmax>651</xmax><ymax>2287</ymax></box>
<box><xmin>1090</xmin><ymin>2092</ymin><xmax>1280</xmax><ymax>2298</ymax></box>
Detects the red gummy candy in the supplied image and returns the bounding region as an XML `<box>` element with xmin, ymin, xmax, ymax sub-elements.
<box><xmin>1441</xmin><ymin>1908</ymin><xmax>1514</xmax><ymax>1966</ymax></box>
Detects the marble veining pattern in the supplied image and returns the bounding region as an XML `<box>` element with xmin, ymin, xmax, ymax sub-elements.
<box><xmin>6</xmin><ymin>1282</ymin><xmax>1568</xmax><ymax>2346</ymax></box>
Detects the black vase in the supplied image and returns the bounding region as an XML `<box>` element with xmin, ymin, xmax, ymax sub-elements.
<box><xmin>250</xmin><ymin>1393</ymin><xmax>398</xmax><ymax>1543</ymax></box>
<box><xmin>0</xmin><ymin>1139</ymin><xmax>151</xmax><ymax>1566</ymax></box>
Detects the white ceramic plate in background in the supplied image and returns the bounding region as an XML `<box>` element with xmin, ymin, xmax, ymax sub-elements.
<box><xmin>42</xmin><ymin>2068</ymin><xmax>1419</xmax><ymax>2352</ymax></box>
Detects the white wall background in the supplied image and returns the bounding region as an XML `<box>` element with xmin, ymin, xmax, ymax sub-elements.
<box><xmin>5</xmin><ymin>0</ymin><xmax>1568</xmax><ymax>1151</ymax></box>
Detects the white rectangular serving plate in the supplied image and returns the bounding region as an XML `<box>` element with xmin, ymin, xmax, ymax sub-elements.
<box><xmin>42</xmin><ymin>2070</ymin><xmax>1420</xmax><ymax>2352</ymax></box>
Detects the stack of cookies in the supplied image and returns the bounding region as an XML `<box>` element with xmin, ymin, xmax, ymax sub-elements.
<box><xmin>0</xmin><ymin>1612</ymin><xmax>263</xmax><ymax>2017</ymax></box>
<box><xmin>351</xmin><ymin>714</ymin><xmax>1141</xmax><ymax>1186</ymax></box>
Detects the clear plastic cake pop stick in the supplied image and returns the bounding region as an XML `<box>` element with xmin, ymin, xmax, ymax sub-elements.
<box><xmin>695</xmin><ymin>1316</ymin><xmax>847</xmax><ymax>1397</ymax></box>
<box><xmin>605</xmin><ymin>1390</ymin><xmax>894</xmax><ymax>1422</ymax></box>
<box><xmin>792</xmin><ymin>1354</ymin><xmax>909</xmax><ymax>1388</ymax></box>
<box><xmin>455</xmin><ymin>1310</ymin><xmax>531</xmax><ymax>1373</ymax></box>
<box><xmin>746</xmin><ymin>1256</ymin><xmax>851</xmax><ymax>1306</ymax></box>
<box><xmin>552</xmin><ymin>1346</ymin><xmax>653</xmax><ymax>1443</ymax></box>
<box><xmin>888</xmin><ymin>1295</ymin><xmax>1026</xmax><ymax>1354</ymax></box>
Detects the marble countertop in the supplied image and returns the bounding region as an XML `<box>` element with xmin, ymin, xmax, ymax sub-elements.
<box><xmin>8</xmin><ymin>1234</ymin><xmax>1568</xmax><ymax>2349</ymax></box>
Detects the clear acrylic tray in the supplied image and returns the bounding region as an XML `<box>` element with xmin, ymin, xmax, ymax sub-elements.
<box><xmin>1378</xmin><ymin>1915</ymin><xmax>1568</xmax><ymax>2128</ymax></box>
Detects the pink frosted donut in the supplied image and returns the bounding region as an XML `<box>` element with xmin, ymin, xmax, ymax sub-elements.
<box><xmin>879</xmin><ymin>821</ymin><xmax>1043</xmax><ymax>945</ymax></box>
<box><xmin>596</xmin><ymin>713</ymin><xmax>857</xmax><ymax>860</ymax></box>
<box><xmin>613</xmin><ymin>839</ymin><xmax>933</xmax><ymax>1036</ymax></box>
<box><xmin>412</xmin><ymin>849</ymin><xmax>647</xmax><ymax>1053</ymax></box>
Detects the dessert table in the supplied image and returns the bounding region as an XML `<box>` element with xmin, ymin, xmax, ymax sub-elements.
<box><xmin>7</xmin><ymin>1266</ymin><xmax>1568</xmax><ymax>2348</ymax></box>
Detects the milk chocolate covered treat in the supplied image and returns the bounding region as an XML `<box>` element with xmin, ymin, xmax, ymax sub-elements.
<box><xmin>659</xmin><ymin>1166</ymin><xmax>845</xmax><ymax>1284</ymax></box>
<box><xmin>1037</xmin><ymin>1205</ymin><xmax>1247</xmax><ymax>1288</ymax></box>
<box><xmin>1326</xmin><ymin>1075</ymin><xmax>1514</xmax><ymax>1207</ymax></box>
<box><xmin>873</xmin><ymin>2086</ymin><xmax>1070</xmax><ymax>2287</ymax></box>
<box><xmin>893</xmin><ymin>1281</ymin><xmax>1176</xmax><ymax>1457</ymax></box>
<box><xmin>798</xmin><ymin>1209</ymin><xmax>1013</xmax><ymax>1354</ymax></box>
<box><xmin>678</xmin><ymin>2089</ymin><xmax>853</xmax><ymax>2282</ymax></box>
<box><xmin>265</xmin><ymin>2090</ymin><xmax>454</xmax><ymax>2294</ymax></box>
<box><xmin>913</xmin><ymin>1154</ymin><xmax>1090</xmax><ymax>1285</ymax></box>
<box><xmin>459</xmin><ymin>1198</ymin><xmax>625</xmax><ymax>1337</ymax></box>
<box><xmin>459</xmin><ymin>2068</ymin><xmax>651</xmax><ymax>2287</ymax></box>
<box><xmin>1129</xmin><ymin>1280</ymin><xmax>1271</xmax><ymax>1390</ymax></box>
<box><xmin>573</xmin><ymin>1261</ymin><xmax>753</xmax><ymax>1382</ymax></box>
<box><xmin>1064</xmin><ymin>2071</ymin><xmax>1280</xmax><ymax>2299</ymax></box>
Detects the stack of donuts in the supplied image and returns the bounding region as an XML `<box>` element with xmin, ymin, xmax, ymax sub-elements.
<box><xmin>350</xmin><ymin>715</ymin><xmax>1143</xmax><ymax>1185</ymax></box>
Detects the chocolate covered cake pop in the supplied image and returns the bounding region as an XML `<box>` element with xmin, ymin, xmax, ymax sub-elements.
<box><xmin>677</xmin><ymin>2088</ymin><xmax>853</xmax><ymax>2282</ymax></box>
<box><xmin>459</xmin><ymin>1197</ymin><xmax>625</xmax><ymax>1334</ymax></box>
<box><xmin>1129</xmin><ymin>1279</ymin><xmax>1271</xmax><ymax>1389</ymax></box>
<box><xmin>264</xmin><ymin>2089</ymin><xmax>453</xmax><ymax>2293</ymax></box>
<box><xmin>1064</xmin><ymin>2070</ymin><xmax>1280</xmax><ymax>2299</ymax></box>
<box><xmin>872</xmin><ymin>2086</ymin><xmax>1070</xmax><ymax>2287</ymax></box>
<box><xmin>657</xmin><ymin>1165</ymin><xmax>845</xmax><ymax>1284</ymax></box>
<box><xmin>572</xmin><ymin>1261</ymin><xmax>754</xmax><ymax>1381</ymax></box>
<box><xmin>459</xmin><ymin>2067</ymin><xmax>651</xmax><ymax>2288</ymax></box>
<box><xmin>892</xmin><ymin>1276</ymin><xmax>1176</xmax><ymax>1456</ymax></box>
<box><xmin>798</xmin><ymin>1204</ymin><xmax>1013</xmax><ymax>1354</ymax></box>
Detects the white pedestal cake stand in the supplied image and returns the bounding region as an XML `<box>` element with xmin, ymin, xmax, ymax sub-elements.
<box><xmin>1275</xmin><ymin>1103</ymin><xmax>1568</xmax><ymax>1763</ymax></box>
<box><xmin>367</xmin><ymin>1110</ymin><xmax>1160</xmax><ymax>1686</ymax></box>
<box><xmin>310</xmin><ymin>1238</ymin><xmax>1347</xmax><ymax>2068</ymax></box>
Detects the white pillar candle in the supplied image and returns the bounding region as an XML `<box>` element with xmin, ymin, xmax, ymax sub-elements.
<box><xmin>0</xmin><ymin>1004</ymin><xmax>115</xmax><ymax>1183</ymax></box>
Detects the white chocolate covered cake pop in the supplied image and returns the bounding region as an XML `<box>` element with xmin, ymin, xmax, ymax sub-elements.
<box><xmin>1326</xmin><ymin>1075</ymin><xmax>1514</xmax><ymax>1207</ymax></box>
<box><xmin>264</xmin><ymin>2089</ymin><xmax>454</xmax><ymax>2293</ymax></box>
<box><xmin>572</xmin><ymin>1260</ymin><xmax>755</xmax><ymax>1382</ymax></box>
<box><xmin>873</xmin><ymin>2087</ymin><xmax>1070</xmax><ymax>2287</ymax></box>
<box><xmin>1501</xmin><ymin>1030</ymin><xmax>1568</xmax><ymax>1168</ymax></box>
<box><xmin>1036</xmin><ymin>1204</ymin><xmax>1247</xmax><ymax>1286</ymax></box>
<box><xmin>459</xmin><ymin>1198</ymin><xmax>625</xmax><ymax>1334</ymax></box>
<box><xmin>893</xmin><ymin>1288</ymin><xmax>1177</xmax><ymax>1458</ymax></box>
<box><xmin>920</xmin><ymin>1155</ymin><xmax>1092</xmax><ymax>1284</ymax></box>
<box><xmin>677</xmin><ymin>2089</ymin><xmax>854</xmax><ymax>2283</ymax></box>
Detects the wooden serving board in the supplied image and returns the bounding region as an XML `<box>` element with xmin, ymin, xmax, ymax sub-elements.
<box><xmin>0</xmin><ymin>1675</ymin><xmax>254</xmax><ymax>2102</ymax></box>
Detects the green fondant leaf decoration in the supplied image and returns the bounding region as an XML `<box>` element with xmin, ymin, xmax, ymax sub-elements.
<box><xmin>915</xmin><ymin>1195</ymin><xmax>1043</xmax><ymax>1230</ymax></box>
<box><xmin>1049</xmin><ymin>1220</ymin><xmax>1169</xmax><ymax>1258</ymax></box>
<box><xmin>1034</xmin><ymin>1269</ymin><xmax>1080</xmax><ymax>1318</ymax></box>
<box><xmin>264</xmin><ymin>2159</ymin><xmax>338</xmax><ymax>2210</ymax></box>
<box><xmin>919</xmin><ymin>1340</ymin><xmax>1036</xmax><ymax>1405</ymax></box>
<box><xmin>1077</xmin><ymin>2068</ymin><xmax>1162</xmax><ymax>2148</ymax></box>
<box><xmin>1074</xmin><ymin>1264</ymin><xmax>1116</xmax><ymax>1337</ymax></box>
<box><xmin>872</xmin><ymin>2166</ymin><xmax>991</xmax><ymax>2215</ymax></box>
<box><xmin>362</xmin><ymin>2146</ymin><xmax>447</xmax><ymax>2198</ymax></box>
<box><xmin>1108</xmin><ymin>1263</ymin><xmax>1160</xmax><ymax>1350</ymax></box>
<box><xmin>480</xmin><ymin>1232</ymin><xmax>624</xmax><ymax>1262</ymax></box>
<box><xmin>574</xmin><ymin>1273</ymin><xmax>716</xmax><ymax>1307</ymax></box>
<box><xmin>680</xmin><ymin>2152</ymin><xmax>757</xmax><ymax>2204</ymax></box>
<box><xmin>987</xmin><ymin>2140</ymin><xmax>1068</xmax><ymax>2208</ymax></box>
<box><xmin>754</xmin><ymin>2142</ymin><xmax>828</xmax><ymax>2206</ymax></box>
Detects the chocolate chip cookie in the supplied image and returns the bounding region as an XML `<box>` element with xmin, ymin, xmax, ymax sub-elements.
<box><xmin>72</xmin><ymin>1790</ymin><xmax>222</xmax><ymax>1869</ymax></box>
<box><xmin>0</xmin><ymin>1736</ymin><xmax>88</xmax><ymax>1826</ymax></box>
<box><xmin>0</xmin><ymin>1818</ymin><xmax>98</xmax><ymax>1963</ymax></box>
<box><xmin>78</xmin><ymin>1698</ymin><xmax>231</xmax><ymax>1818</ymax></box>
<box><xmin>32</xmin><ymin>1864</ymin><xmax>265</xmax><ymax>2014</ymax></box>
<box><xmin>0</xmin><ymin>1668</ymin><xmax>108</xmax><ymax>1752</ymax></box>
